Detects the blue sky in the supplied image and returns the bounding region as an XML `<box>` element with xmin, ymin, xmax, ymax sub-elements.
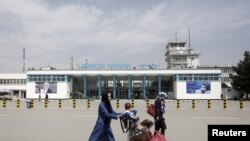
<box><xmin>0</xmin><ymin>0</ymin><xmax>249</xmax><ymax>72</ymax></box>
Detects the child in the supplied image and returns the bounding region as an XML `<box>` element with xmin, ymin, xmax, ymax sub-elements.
<box><xmin>121</xmin><ymin>102</ymin><xmax>143</xmax><ymax>130</ymax></box>
<box><xmin>121</xmin><ymin>103</ymin><xmax>154</xmax><ymax>141</ymax></box>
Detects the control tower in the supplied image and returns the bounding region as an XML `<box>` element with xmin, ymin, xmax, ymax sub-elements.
<box><xmin>165</xmin><ymin>42</ymin><xmax>200</xmax><ymax>69</ymax></box>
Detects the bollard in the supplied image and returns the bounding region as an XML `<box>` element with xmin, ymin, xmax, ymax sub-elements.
<box><xmin>59</xmin><ymin>100</ymin><xmax>62</xmax><ymax>108</ymax></box>
<box><xmin>208</xmin><ymin>100</ymin><xmax>211</xmax><ymax>109</ymax></box>
<box><xmin>87</xmin><ymin>99</ymin><xmax>90</xmax><ymax>109</ymax></box>
<box><xmin>131</xmin><ymin>99</ymin><xmax>134</xmax><ymax>108</ymax></box>
<box><xmin>177</xmin><ymin>100</ymin><xmax>180</xmax><ymax>109</ymax></box>
<box><xmin>223</xmin><ymin>100</ymin><xmax>227</xmax><ymax>109</ymax></box>
<box><xmin>31</xmin><ymin>99</ymin><xmax>34</xmax><ymax>108</ymax></box>
<box><xmin>17</xmin><ymin>99</ymin><xmax>20</xmax><ymax>108</ymax></box>
<box><xmin>192</xmin><ymin>100</ymin><xmax>195</xmax><ymax>109</ymax></box>
<box><xmin>73</xmin><ymin>99</ymin><xmax>76</xmax><ymax>109</ymax></box>
<box><xmin>240</xmin><ymin>100</ymin><xmax>243</xmax><ymax>109</ymax></box>
<box><xmin>146</xmin><ymin>99</ymin><xmax>149</xmax><ymax>109</ymax></box>
<box><xmin>3</xmin><ymin>99</ymin><xmax>6</xmax><ymax>108</ymax></box>
<box><xmin>26</xmin><ymin>99</ymin><xmax>31</xmax><ymax>109</ymax></box>
<box><xmin>116</xmin><ymin>99</ymin><xmax>119</xmax><ymax>109</ymax></box>
<box><xmin>44</xmin><ymin>100</ymin><xmax>48</xmax><ymax>108</ymax></box>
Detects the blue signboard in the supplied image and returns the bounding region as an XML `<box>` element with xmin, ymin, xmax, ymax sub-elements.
<box><xmin>138</xmin><ymin>64</ymin><xmax>160</xmax><ymax>69</ymax></box>
<box><xmin>82</xmin><ymin>64</ymin><xmax>105</xmax><ymax>69</ymax></box>
<box><xmin>81</xmin><ymin>63</ymin><xmax>160</xmax><ymax>69</ymax></box>
<box><xmin>82</xmin><ymin>63</ymin><xmax>131</xmax><ymax>69</ymax></box>
<box><xmin>107</xmin><ymin>64</ymin><xmax>131</xmax><ymax>69</ymax></box>
<box><xmin>186</xmin><ymin>81</ymin><xmax>211</xmax><ymax>94</ymax></box>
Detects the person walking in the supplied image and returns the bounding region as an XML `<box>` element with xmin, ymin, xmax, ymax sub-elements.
<box><xmin>154</xmin><ymin>92</ymin><xmax>167</xmax><ymax>135</ymax></box>
<box><xmin>89</xmin><ymin>92</ymin><xmax>121</xmax><ymax>141</ymax></box>
<box><xmin>45</xmin><ymin>93</ymin><xmax>49</xmax><ymax>101</ymax></box>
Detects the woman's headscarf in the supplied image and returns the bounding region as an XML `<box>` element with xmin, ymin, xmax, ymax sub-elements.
<box><xmin>156</xmin><ymin>91</ymin><xmax>167</xmax><ymax>100</ymax></box>
<box><xmin>156</xmin><ymin>92</ymin><xmax>166</xmax><ymax>113</ymax></box>
<box><xmin>101</xmin><ymin>92</ymin><xmax>112</xmax><ymax>113</ymax></box>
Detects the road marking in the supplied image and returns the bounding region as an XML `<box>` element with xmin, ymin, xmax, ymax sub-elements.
<box><xmin>74</xmin><ymin>115</ymin><xmax>97</xmax><ymax>118</ymax></box>
<box><xmin>0</xmin><ymin>115</ymin><xmax>8</xmax><ymax>117</ymax></box>
<box><xmin>190</xmin><ymin>116</ymin><xmax>239</xmax><ymax>120</ymax></box>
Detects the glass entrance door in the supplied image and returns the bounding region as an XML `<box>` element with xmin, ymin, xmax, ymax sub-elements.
<box><xmin>116</xmin><ymin>89</ymin><xmax>128</xmax><ymax>99</ymax></box>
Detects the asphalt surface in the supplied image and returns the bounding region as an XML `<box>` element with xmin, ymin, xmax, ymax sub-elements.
<box><xmin>0</xmin><ymin>100</ymin><xmax>250</xmax><ymax>141</ymax></box>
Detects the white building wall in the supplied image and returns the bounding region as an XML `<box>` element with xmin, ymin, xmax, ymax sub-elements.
<box><xmin>0</xmin><ymin>73</ymin><xmax>26</xmax><ymax>90</ymax></box>
<box><xmin>0</xmin><ymin>85</ymin><xmax>26</xmax><ymax>90</ymax></box>
<box><xmin>0</xmin><ymin>73</ymin><xmax>26</xmax><ymax>79</ymax></box>
<box><xmin>25</xmin><ymin>69</ymin><xmax>221</xmax><ymax>99</ymax></box>
<box><xmin>0</xmin><ymin>73</ymin><xmax>26</xmax><ymax>99</ymax></box>
<box><xmin>27</xmin><ymin>69</ymin><xmax>221</xmax><ymax>76</ymax></box>
<box><xmin>173</xmin><ymin>82</ymin><xmax>177</xmax><ymax>99</ymax></box>
<box><xmin>187</xmin><ymin>57</ymin><xmax>199</xmax><ymax>69</ymax></box>
<box><xmin>26</xmin><ymin>82</ymin><xmax>71</xmax><ymax>99</ymax></box>
<box><xmin>174</xmin><ymin>81</ymin><xmax>221</xmax><ymax>99</ymax></box>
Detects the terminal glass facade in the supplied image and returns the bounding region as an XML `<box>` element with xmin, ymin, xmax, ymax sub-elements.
<box><xmin>0</xmin><ymin>79</ymin><xmax>26</xmax><ymax>85</ymax></box>
<box><xmin>74</xmin><ymin>75</ymin><xmax>172</xmax><ymax>99</ymax></box>
<box><xmin>28</xmin><ymin>75</ymin><xmax>70</xmax><ymax>82</ymax></box>
<box><xmin>174</xmin><ymin>74</ymin><xmax>221</xmax><ymax>81</ymax></box>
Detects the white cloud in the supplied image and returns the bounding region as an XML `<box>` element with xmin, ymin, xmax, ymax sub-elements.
<box><xmin>0</xmin><ymin>0</ymin><xmax>249</xmax><ymax>72</ymax></box>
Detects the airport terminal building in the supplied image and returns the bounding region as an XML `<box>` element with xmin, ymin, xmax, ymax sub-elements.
<box><xmin>0</xmin><ymin>67</ymin><xmax>222</xmax><ymax>100</ymax></box>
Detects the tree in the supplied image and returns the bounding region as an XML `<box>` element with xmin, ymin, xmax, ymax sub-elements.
<box><xmin>230</xmin><ymin>51</ymin><xmax>250</xmax><ymax>99</ymax></box>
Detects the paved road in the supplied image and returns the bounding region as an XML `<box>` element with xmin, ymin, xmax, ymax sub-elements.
<box><xmin>0</xmin><ymin>100</ymin><xmax>250</xmax><ymax>141</ymax></box>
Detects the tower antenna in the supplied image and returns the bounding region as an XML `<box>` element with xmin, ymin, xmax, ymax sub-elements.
<box><xmin>175</xmin><ymin>32</ymin><xmax>178</xmax><ymax>42</ymax></box>
<box><xmin>22</xmin><ymin>48</ymin><xmax>25</xmax><ymax>73</ymax></box>
<box><xmin>85</xmin><ymin>59</ymin><xmax>88</xmax><ymax>64</ymax></box>
<box><xmin>188</xmin><ymin>26</ymin><xmax>191</xmax><ymax>50</ymax></box>
<box><xmin>69</xmin><ymin>56</ymin><xmax>73</xmax><ymax>70</ymax></box>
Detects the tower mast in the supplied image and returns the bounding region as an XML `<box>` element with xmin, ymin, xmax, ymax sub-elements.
<box><xmin>23</xmin><ymin>48</ymin><xmax>25</xmax><ymax>73</ymax></box>
<box><xmin>188</xmin><ymin>26</ymin><xmax>191</xmax><ymax>54</ymax></box>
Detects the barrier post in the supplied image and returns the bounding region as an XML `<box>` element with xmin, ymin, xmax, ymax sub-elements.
<box><xmin>31</xmin><ymin>99</ymin><xmax>34</xmax><ymax>108</ymax></box>
<box><xmin>146</xmin><ymin>99</ymin><xmax>149</xmax><ymax>109</ymax></box>
<box><xmin>73</xmin><ymin>99</ymin><xmax>76</xmax><ymax>109</ymax></box>
<box><xmin>192</xmin><ymin>100</ymin><xmax>195</xmax><ymax>109</ymax></box>
<box><xmin>131</xmin><ymin>99</ymin><xmax>134</xmax><ymax>108</ymax></box>
<box><xmin>177</xmin><ymin>100</ymin><xmax>180</xmax><ymax>109</ymax></box>
<box><xmin>223</xmin><ymin>100</ymin><xmax>227</xmax><ymax>109</ymax></box>
<box><xmin>116</xmin><ymin>99</ymin><xmax>119</xmax><ymax>109</ymax></box>
<box><xmin>87</xmin><ymin>99</ymin><xmax>90</xmax><ymax>109</ymax></box>
<box><xmin>208</xmin><ymin>100</ymin><xmax>211</xmax><ymax>109</ymax></box>
<box><xmin>17</xmin><ymin>99</ymin><xmax>20</xmax><ymax>108</ymax></box>
<box><xmin>240</xmin><ymin>100</ymin><xmax>243</xmax><ymax>109</ymax></box>
<box><xmin>3</xmin><ymin>99</ymin><xmax>6</xmax><ymax>108</ymax></box>
<box><xmin>59</xmin><ymin>100</ymin><xmax>62</xmax><ymax>109</ymax></box>
<box><xmin>44</xmin><ymin>100</ymin><xmax>48</xmax><ymax>108</ymax></box>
